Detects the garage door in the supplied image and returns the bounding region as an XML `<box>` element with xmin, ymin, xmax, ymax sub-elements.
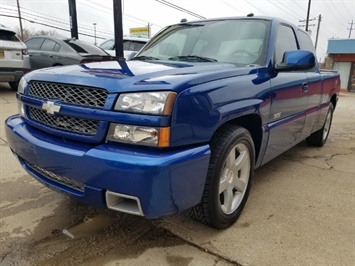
<box><xmin>333</xmin><ymin>62</ymin><xmax>351</xmax><ymax>90</ymax></box>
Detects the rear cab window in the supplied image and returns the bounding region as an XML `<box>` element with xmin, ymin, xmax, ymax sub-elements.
<box><xmin>297</xmin><ymin>30</ymin><xmax>317</xmax><ymax>71</ymax></box>
<box><xmin>297</xmin><ymin>30</ymin><xmax>315</xmax><ymax>52</ymax></box>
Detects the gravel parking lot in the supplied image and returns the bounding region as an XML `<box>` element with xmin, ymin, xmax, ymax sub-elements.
<box><xmin>1</xmin><ymin>82</ymin><xmax>354</xmax><ymax>265</ymax></box>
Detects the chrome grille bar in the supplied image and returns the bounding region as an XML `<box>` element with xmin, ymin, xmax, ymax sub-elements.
<box><xmin>28</xmin><ymin>107</ymin><xmax>99</xmax><ymax>135</ymax></box>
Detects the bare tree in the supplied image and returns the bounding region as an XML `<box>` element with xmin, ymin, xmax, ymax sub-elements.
<box><xmin>13</xmin><ymin>27</ymin><xmax>63</xmax><ymax>41</ymax></box>
<box><xmin>34</xmin><ymin>29</ymin><xmax>63</xmax><ymax>38</ymax></box>
<box><xmin>13</xmin><ymin>27</ymin><xmax>34</xmax><ymax>41</ymax></box>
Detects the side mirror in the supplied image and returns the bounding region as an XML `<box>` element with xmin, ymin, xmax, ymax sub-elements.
<box><xmin>275</xmin><ymin>50</ymin><xmax>315</xmax><ymax>71</ymax></box>
<box><xmin>127</xmin><ymin>52</ymin><xmax>138</xmax><ymax>61</ymax></box>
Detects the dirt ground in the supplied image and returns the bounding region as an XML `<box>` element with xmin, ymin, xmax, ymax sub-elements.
<box><xmin>1</xmin><ymin>82</ymin><xmax>354</xmax><ymax>266</ymax></box>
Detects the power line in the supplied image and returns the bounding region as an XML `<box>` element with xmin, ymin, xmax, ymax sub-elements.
<box><xmin>1</xmin><ymin>3</ymin><xmax>113</xmax><ymax>36</ymax></box>
<box><xmin>0</xmin><ymin>13</ymin><xmax>107</xmax><ymax>40</ymax></box>
<box><xmin>323</xmin><ymin>1</ymin><xmax>349</xmax><ymax>26</ymax></box>
<box><xmin>84</xmin><ymin>1</ymin><xmax>164</xmax><ymax>28</ymax></box>
<box><xmin>155</xmin><ymin>0</ymin><xmax>205</xmax><ymax>19</ymax></box>
<box><xmin>288</xmin><ymin>0</ymin><xmax>338</xmax><ymax>37</ymax></box>
<box><xmin>243</xmin><ymin>0</ymin><xmax>268</xmax><ymax>16</ymax></box>
<box><xmin>329</xmin><ymin>0</ymin><xmax>352</xmax><ymax>25</ymax></box>
<box><xmin>339</xmin><ymin>0</ymin><xmax>354</xmax><ymax>20</ymax></box>
<box><xmin>76</xmin><ymin>1</ymin><xmax>163</xmax><ymax>30</ymax></box>
<box><xmin>2</xmin><ymin>8</ymin><xmax>112</xmax><ymax>38</ymax></box>
<box><xmin>269</xmin><ymin>0</ymin><xmax>302</xmax><ymax>21</ymax></box>
<box><xmin>219</xmin><ymin>0</ymin><xmax>243</xmax><ymax>14</ymax></box>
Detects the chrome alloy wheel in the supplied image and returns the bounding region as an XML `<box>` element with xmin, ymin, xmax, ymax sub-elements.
<box><xmin>323</xmin><ymin>110</ymin><xmax>332</xmax><ymax>142</ymax></box>
<box><xmin>219</xmin><ymin>143</ymin><xmax>251</xmax><ymax>215</ymax></box>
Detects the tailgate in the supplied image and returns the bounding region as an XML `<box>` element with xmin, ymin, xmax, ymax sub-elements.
<box><xmin>0</xmin><ymin>29</ymin><xmax>24</xmax><ymax>61</ymax></box>
<box><xmin>0</xmin><ymin>45</ymin><xmax>23</xmax><ymax>60</ymax></box>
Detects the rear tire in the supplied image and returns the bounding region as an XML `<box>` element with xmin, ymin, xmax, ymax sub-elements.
<box><xmin>9</xmin><ymin>82</ymin><xmax>19</xmax><ymax>90</ymax></box>
<box><xmin>306</xmin><ymin>103</ymin><xmax>334</xmax><ymax>147</ymax></box>
<box><xmin>187</xmin><ymin>125</ymin><xmax>255</xmax><ymax>229</ymax></box>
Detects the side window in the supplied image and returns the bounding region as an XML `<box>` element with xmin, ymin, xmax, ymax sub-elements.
<box><xmin>297</xmin><ymin>30</ymin><xmax>315</xmax><ymax>52</ymax></box>
<box><xmin>275</xmin><ymin>25</ymin><xmax>298</xmax><ymax>63</ymax></box>
<box><xmin>40</xmin><ymin>39</ymin><xmax>56</xmax><ymax>51</ymax></box>
<box><xmin>25</xmin><ymin>38</ymin><xmax>44</xmax><ymax>50</ymax></box>
<box><xmin>53</xmin><ymin>43</ymin><xmax>61</xmax><ymax>52</ymax></box>
<box><xmin>131</xmin><ymin>41</ymin><xmax>146</xmax><ymax>51</ymax></box>
<box><xmin>123</xmin><ymin>41</ymin><xmax>132</xmax><ymax>50</ymax></box>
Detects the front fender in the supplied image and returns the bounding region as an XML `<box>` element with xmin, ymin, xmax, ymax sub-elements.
<box><xmin>169</xmin><ymin>73</ymin><xmax>271</xmax><ymax>147</ymax></box>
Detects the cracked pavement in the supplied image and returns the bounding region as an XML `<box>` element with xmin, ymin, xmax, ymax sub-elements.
<box><xmin>1</xmin><ymin>82</ymin><xmax>354</xmax><ymax>265</ymax></box>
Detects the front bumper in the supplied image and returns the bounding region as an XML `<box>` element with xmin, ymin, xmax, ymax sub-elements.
<box><xmin>0</xmin><ymin>68</ymin><xmax>29</xmax><ymax>82</ymax></box>
<box><xmin>5</xmin><ymin>115</ymin><xmax>210</xmax><ymax>218</ymax></box>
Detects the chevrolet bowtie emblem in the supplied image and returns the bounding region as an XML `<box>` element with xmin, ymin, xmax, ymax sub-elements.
<box><xmin>42</xmin><ymin>101</ymin><xmax>61</xmax><ymax>115</ymax></box>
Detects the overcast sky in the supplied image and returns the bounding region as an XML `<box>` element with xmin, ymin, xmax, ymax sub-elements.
<box><xmin>0</xmin><ymin>0</ymin><xmax>354</xmax><ymax>61</ymax></box>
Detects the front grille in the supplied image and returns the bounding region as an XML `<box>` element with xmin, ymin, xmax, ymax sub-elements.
<box><xmin>28</xmin><ymin>106</ymin><xmax>99</xmax><ymax>135</ymax></box>
<box><xmin>26</xmin><ymin>161</ymin><xmax>85</xmax><ymax>192</ymax></box>
<box><xmin>29</xmin><ymin>81</ymin><xmax>108</xmax><ymax>109</ymax></box>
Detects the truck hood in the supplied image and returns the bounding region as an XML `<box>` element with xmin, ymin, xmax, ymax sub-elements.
<box><xmin>25</xmin><ymin>60</ymin><xmax>258</xmax><ymax>93</ymax></box>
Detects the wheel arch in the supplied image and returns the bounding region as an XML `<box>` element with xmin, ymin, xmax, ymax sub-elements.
<box><xmin>213</xmin><ymin>114</ymin><xmax>263</xmax><ymax>164</ymax></box>
<box><xmin>330</xmin><ymin>94</ymin><xmax>337</xmax><ymax>109</ymax></box>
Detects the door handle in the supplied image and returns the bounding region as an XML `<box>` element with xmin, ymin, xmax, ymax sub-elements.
<box><xmin>302</xmin><ymin>82</ymin><xmax>309</xmax><ymax>92</ymax></box>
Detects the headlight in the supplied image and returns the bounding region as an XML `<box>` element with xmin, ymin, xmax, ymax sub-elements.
<box><xmin>106</xmin><ymin>123</ymin><xmax>170</xmax><ymax>147</ymax></box>
<box><xmin>18</xmin><ymin>77</ymin><xmax>28</xmax><ymax>94</ymax></box>
<box><xmin>114</xmin><ymin>91</ymin><xmax>176</xmax><ymax>115</ymax></box>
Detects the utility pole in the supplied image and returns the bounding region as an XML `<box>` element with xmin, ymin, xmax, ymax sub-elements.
<box><xmin>315</xmin><ymin>14</ymin><xmax>322</xmax><ymax>50</ymax></box>
<box><xmin>16</xmin><ymin>0</ymin><xmax>23</xmax><ymax>40</ymax></box>
<box><xmin>68</xmin><ymin>0</ymin><xmax>79</xmax><ymax>39</ymax></box>
<box><xmin>113</xmin><ymin>0</ymin><xmax>124</xmax><ymax>59</ymax></box>
<box><xmin>348</xmin><ymin>20</ymin><xmax>354</xmax><ymax>38</ymax></box>
<box><xmin>93</xmin><ymin>23</ymin><xmax>97</xmax><ymax>45</ymax></box>
<box><xmin>305</xmin><ymin>0</ymin><xmax>312</xmax><ymax>32</ymax></box>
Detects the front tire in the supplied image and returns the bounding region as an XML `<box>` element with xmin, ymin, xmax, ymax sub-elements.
<box><xmin>188</xmin><ymin>125</ymin><xmax>255</xmax><ymax>229</ymax></box>
<box><xmin>9</xmin><ymin>82</ymin><xmax>19</xmax><ymax>90</ymax></box>
<box><xmin>306</xmin><ymin>103</ymin><xmax>334</xmax><ymax>147</ymax></box>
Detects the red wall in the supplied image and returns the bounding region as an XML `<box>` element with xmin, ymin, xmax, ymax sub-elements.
<box><xmin>332</xmin><ymin>54</ymin><xmax>355</xmax><ymax>62</ymax></box>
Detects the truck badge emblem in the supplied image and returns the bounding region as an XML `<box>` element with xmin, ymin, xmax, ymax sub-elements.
<box><xmin>42</xmin><ymin>101</ymin><xmax>61</xmax><ymax>115</ymax></box>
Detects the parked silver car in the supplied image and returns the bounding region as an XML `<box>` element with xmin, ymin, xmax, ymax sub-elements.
<box><xmin>0</xmin><ymin>25</ymin><xmax>31</xmax><ymax>90</ymax></box>
<box><xmin>25</xmin><ymin>36</ymin><xmax>112</xmax><ymax>70</ymax></box>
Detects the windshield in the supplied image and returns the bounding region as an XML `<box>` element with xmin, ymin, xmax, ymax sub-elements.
<box><xmin>137</xmin><ymin>19</ymin><xmax>270</xmax><ymax>65</ymax></box>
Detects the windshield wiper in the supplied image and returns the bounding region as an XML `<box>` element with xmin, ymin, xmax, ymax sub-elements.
<box><xmin>131</xmin><ymin>55</ymin><xmax>159</xmax><ymax>61</ymax></box>
<box><xmin>169</xmin><ymin>55</ymin><xmax>218</xmax><ymax>62</ymax></box>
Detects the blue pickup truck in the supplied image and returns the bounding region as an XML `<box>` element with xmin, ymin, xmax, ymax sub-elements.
<box><xmin>5</xmin><ymin>16</ymin><xmax>340</xmax><ymax>228</ymax></box>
